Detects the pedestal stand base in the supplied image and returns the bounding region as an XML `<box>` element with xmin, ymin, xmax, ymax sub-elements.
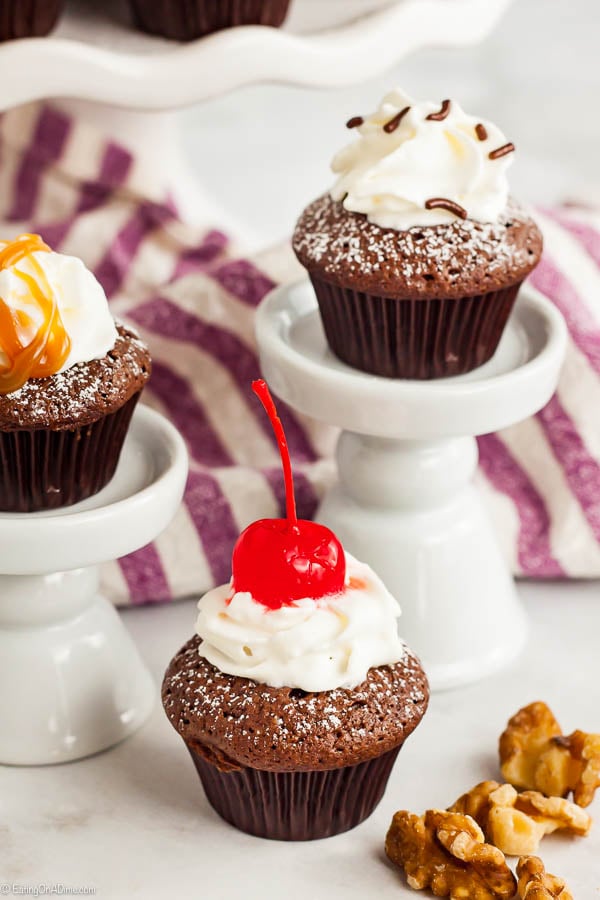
<box><xmin>0</xmin><ymin>569</ymin><xmax>154</xmax><ymax>765</ymax></box>
<box><xmin>0</xmin><ymin>406</ymin><xmax>187</xmax><ymax>764</ymax></box>
<box><xmin>318</xmin><ymin>437</ymin><xmax>528</xmax><ymax>690</ymax></box>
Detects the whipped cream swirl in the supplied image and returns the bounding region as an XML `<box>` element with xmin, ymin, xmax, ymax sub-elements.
<box><xmin>0</xmin><ymin>247</ymin><xmax>117</xmax><ymax>375</ymax></box>
<box><xmin>195</xmin><ymin>553</ymin><xmax>404</xmax><ymax>692</ymax></box>
<box><xmin>331</xmin><ymin>88</ymin><xmax>514</xmax><ymax>229</ymax></box>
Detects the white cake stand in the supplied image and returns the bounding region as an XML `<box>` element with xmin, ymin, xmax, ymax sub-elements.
<box><xmin>0</xmin><ymin>0</ymin><xmax>513</xmax><ymax>110</ymax></box>
<box><xmin>0</xmin><ymin>0</ymin><xmax>513</xmax><ymax>232</ymax></box>
<box><xmin>0</xmin><ymin>405</ymin><xmax>188</xmax><ymax>765</ymax></box>
<box><xmin>256</xmin><ymin>281</ymin><xmax>567</xmax><ymax>691</ymax></box>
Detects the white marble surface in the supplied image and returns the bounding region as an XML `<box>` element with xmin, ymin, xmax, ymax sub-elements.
<box><xmin>3</xmin><ymin>583</ymin><xmax>599</xmax><ymax>898</ymax></box>
<box><xmin>3</xmin><ymin>0</ymin><xmax>600</xmax><ymax>897</ymax></box>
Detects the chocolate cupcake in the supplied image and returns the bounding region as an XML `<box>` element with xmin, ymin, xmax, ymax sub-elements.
<box><xmin>162</xmin><ymin>380</ymin><xmax>429</xmax><ymax>841</ymax></box>
<box><xmin>292</xmin><ymin>89</ymin><xmax>543</xmax><ymax>379</ymax></box>
<box><xmin>0</xmin><ymin>234</ymin><xmax>151</xmax><ymax>512</ymax></box>
<box><xmin>129</xmin><ymin>0</ymin><xmax>291</xmax><ymax>41</ymax></box>
<box><xmin>0</xmin><ymin>0</ymin><xmax>63</xmax><ymax>41</ymax></box>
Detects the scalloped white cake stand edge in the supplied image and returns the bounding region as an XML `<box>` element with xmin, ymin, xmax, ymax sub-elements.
<box><xmin>0</xmin><ymin>0</ymin><xmax>514</xmax><ymax>236</ymax></box>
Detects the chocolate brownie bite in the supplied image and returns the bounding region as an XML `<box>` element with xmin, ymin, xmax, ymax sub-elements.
<box><xmin>294</xmin><ymin>195</ymin><xmax>542</xmax><ymax>303</ymax></box>
<box><xmin>0</xmin><ymin>325</ymin><xmax>149</xmax><ymax>431</ymax></box>
<box><xmin>0</xmin><ymin>234</ymin><xmax>151</xmax><ymax>512</ymax></box>
<box><xmin>0</xmin><ymin>0</ymin><xmax>63</xmax><ymax>41</ymax></box>
<box><xmin>292</xmin><ymin>88</ymin><xmax>543</xmax><ymax>379</ymax></box>
<box><xmin>164</xmin><ymin>636</ymin><xmax>428</xmax><ymax>771</ymax></box>
<box><xmin>162</xmin><ymin>380</ymin><xmax>429</xmax><ymax>841</ymax></box>
<box><xmin>129</xmin><ymin>0</ymin><xmax>291</xmax><ymax>41</ymax></box>
<box><xmin>163</xmin><ymin>638</ymin><xmax>428</xmax><ymax>840</ymax></box>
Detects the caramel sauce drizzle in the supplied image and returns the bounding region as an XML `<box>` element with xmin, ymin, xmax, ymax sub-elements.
<box><xmin>0</xmin><ymin>234</ymin><xmax>71</xmax><ymax>394</ymax></box>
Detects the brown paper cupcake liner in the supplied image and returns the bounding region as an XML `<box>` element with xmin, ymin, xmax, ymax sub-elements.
<box><xmin>0</xmin><ymin>0</ymin><xmax>63</xmax><ymax>40</ymax></box>
<box><xmin>187</xmin><ymin>741</ymin><xmax>402</xmax><ymax>841</ymax></box>
<box><xmin>129</xmin><ymin>0</ymin><xmax>291</xmax><ymax>41</ymax></box>
<box><xmin>310</xmin><ymin>275</ymin><xmax>523</xmax><ymax>379</ymax></box>
<box><xmin>0</xmin><ymin>392</ymin><xmax>141</xmax><ymax>513</ymax></box>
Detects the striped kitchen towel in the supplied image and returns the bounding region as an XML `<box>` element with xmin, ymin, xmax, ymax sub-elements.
<box><xmin>1</xmin><ymin>102</ymin><xmax>600</xmax><ymax>605</ymax></box>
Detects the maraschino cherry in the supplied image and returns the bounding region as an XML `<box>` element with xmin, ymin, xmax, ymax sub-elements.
<box><xmin>232</xmin><ymin>380</ymin><xmax>346</xmax><ymax>610</ymax></box>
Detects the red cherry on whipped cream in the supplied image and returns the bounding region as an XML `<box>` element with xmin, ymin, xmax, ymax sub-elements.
<box><xmin>232</xmin><ymin>380</ymin><xmax>346</xmax><ymax>610</ymax></box>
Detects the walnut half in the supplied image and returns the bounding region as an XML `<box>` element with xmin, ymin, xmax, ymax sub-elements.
<box><xmin>499</xmin><ymin>702</ymin><xmax>600</xmax><ymax>807</ymax></box>
<box><xmin>385</xmin><ymin>808</ymin><xmax>516</xmax><ymax>899</ymax></box>
<box><xmin>449</xmin><ymin>780</ymin><xmax>591</xmax><ymax>856</ymax></box>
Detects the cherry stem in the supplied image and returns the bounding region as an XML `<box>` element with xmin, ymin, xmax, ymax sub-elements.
<box><xmin>252</xmin><ymin>379</ymin><xmax>298</xmax><ymax>528</ymax></box>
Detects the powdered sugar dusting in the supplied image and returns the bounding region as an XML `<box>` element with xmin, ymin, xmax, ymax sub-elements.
<box><xmin>292</xmin><ymin>194</ymin><xmax>542</xmax><ymax>298</ymax></box>
<box><xmin>0</xmin><ymin>322</ymin><xmax>151</xmax><ymax>430</ymax></box>
<box><xmin>162</xmin><ymin>635</ymin><xmax>429</xmax><ymax>773</ymax></box>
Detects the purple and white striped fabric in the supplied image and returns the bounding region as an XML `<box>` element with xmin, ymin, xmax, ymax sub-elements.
<box><xmin>2</xmin><ymin>103</ymin><xmax>600</xmax><ymax>606</ymax></box>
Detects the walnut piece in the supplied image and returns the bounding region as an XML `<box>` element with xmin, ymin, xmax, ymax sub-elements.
<box><xmin>450</xmin><ymin>780</ymin><xmax>503</xmax><ymax>826</ymax></box>
<box><xmin>499</xmin><ymin>702</ymin><xmax>600</xmax><ymax>807</ymax></box>
<box><xmin>537</xmin><ymin>730</ymin><xmax>600</xmax><ymax>807</ymax></box>
<box><xmin>385</xmin><ymin>808</ymin><xmax>516</xmax><ymax>899</ymax></box>
<box><xmin>449</xmin><ymin>781</ymin><xmax>591</xmax><ymax>856</ymax></box>
<box><xmin>499</xmin><ymin>703</ymin><xmax>562</xmax><ymax>790</ymax></box>
<box><xmin>516</xmin><ymin>856</ymin><xmax>573</xmax><ymax>899</ymax></box>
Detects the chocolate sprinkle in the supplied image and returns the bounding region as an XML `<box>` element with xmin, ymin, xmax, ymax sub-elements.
<box><xmin>425</xmin><ymin>197</ymin><xmax>468</xmax><ymax>219</ymax></box>
<box><xmin>426</xmin><ymin>99</ymin><xmax>451</xmax><ymax>121</ymax></box>
<box><xmin>489</xmin><ymin>142</ymin><xmax>515</xmax><ymax>160</ymax></box>
<box><xmin>383</xmin><ymin>106</ymin><xmax>410</xmax><ymax>134</ymax></box>
<box><xmin>346</xmin><ymin>116</ymin><xmax>364</xmax><ymax>130</ymax></box>
<box><xmin>475</xmin><ymin>123</ymin><xmax>488</xmax><ymax>141</ymax></box>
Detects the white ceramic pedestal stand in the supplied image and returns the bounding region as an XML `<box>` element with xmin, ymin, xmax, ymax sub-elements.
<box><xmin>0</xmin><ymin>405</ymin><xmax>188</xmax><ymax>765</ymax></box>
<box><xmin>256</xmin><ymin>281</ymin><xmax>567</xmax><ymax>690</ymax></box>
